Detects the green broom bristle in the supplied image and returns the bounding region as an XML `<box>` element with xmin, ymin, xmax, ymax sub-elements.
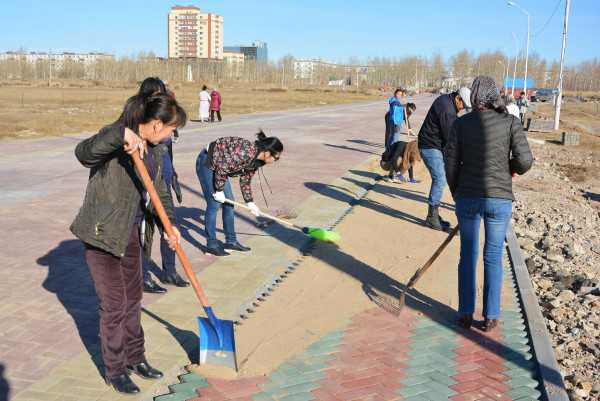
<box><xmin>304</xmin><ymin>227</ymin><xmax>341</xmax><ymax>243</ymax></box>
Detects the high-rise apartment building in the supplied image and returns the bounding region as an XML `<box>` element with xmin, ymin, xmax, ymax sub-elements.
<box><xmin>167</xmin><ymin>5</ymin><xmax>223</xmax><ymax>59</ymax></box>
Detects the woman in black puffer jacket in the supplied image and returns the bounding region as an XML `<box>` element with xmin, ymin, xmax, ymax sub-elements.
<box><xmin>445</xmin><ymin>76</ymin><xmax>533</xmax><ymax>332</ymax></box>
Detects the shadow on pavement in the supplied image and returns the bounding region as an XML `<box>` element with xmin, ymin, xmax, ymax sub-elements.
<box><xmin>0</xmin><ymin>364</ymin><xmax>9</xmax><ymax>401</ymax></box>
<box><xmin>323</xmin><ymin>143</ymin><xmax>380</xmax><ymax>155</ymax></box>
<box><xmin>304</xmin><ymin>181</ymin><xmax>425</xmax><ymax>226</ymax></box>
<box><xmin>346</xmin><ymin>171</ymin><xmax>456</xmax><ymax>212</ymax></box>
<box><xmin>37</xmin><ymin>240</ymin><xmax>104</xmax><ymax>379</ymax></box>
<box><xmin>346</xmin><ymin>139</ymin><xmax>384</xmax><ymax>149</ymax></box>
<box><xmin>142</xmin><ymin>308</ymin><xmax>198</xmax><ymax>365</ymax></box>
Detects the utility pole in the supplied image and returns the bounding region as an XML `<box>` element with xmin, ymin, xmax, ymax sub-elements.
<box><xmin>524</xmin><ymin>12</ymin><xmax>530</xmax><ymax>95</ymax></box>
<box><xmin>511</xmin><ymin>33</ymin><xmax>519</xmax><ymax>96</ymax></box>
<box><xmin>554</xmin><ymin>0</ymin><xmax>571</xmax><ymax>130</ymax></box>
<box><xmin>508</xmin><ymin>1</ymin><xmax>531</xmax><ymax>95</ymax></box>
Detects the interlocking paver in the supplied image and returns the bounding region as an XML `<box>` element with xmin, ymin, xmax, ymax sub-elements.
<box><xmin>150</xmin><ymin>195</ymin><xmax>547</xmax><ymax>401</ymax></box>
<box><xmin>2</xmin><ymin>101</ymin><xmax>404</xmax><ymax>401</ymax></box>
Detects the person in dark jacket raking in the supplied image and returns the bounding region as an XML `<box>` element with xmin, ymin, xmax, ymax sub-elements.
<box><xmin>445</xmin><ymin>76</ymin><xmax>533</xmax><ymax>331</ymax></box>
<box><xmin>195</xmin><ymin>131</ymin><xmax>283</xmax><ymax>256</ymax></box>
<box><xmin>70</xmin><ymin>89</ymin><xmax>187</xmax><ymax>394</ymax></box>
<box><xmin>131</xmin><ymin>78</ymin><xmax>190</xmax><ymax>294</ymax></box>
<box><xmin>418</xmin><ymin>86</ymin><xmax>472</xmax><ymax>231</ymax></box>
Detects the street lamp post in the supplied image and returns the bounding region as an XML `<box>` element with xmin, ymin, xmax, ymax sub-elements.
<box><xmin>508</xmin><ymin>1</ymin><xmax>530</xmax><ymax>96</ymax></box>
<box><xmin>511</xmin><ymin>33</ymin><xmax>519</xmax><ymax>96</ymax></box>
<box><xmin>554</xmin><ymin>0</ymin><xmax>571</xmax><ymax>130</ymax></box>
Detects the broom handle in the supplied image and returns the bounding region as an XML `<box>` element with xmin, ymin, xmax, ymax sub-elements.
<box><xmin>223</xmin><ymin>198</ymin><xmax>301</xmax><ymax>230</ymax></box>
<box><xmin>406</xmin><ymin>225</ymin><xmax>459</xmax><ymax>289</ymax></box>
<box><xmin>131</xmin><ymin>151</ymin><xmax>211</xmax><ymax>308</ymax></box>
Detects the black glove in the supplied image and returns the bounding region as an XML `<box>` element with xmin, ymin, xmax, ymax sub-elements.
<box><xmin>172</xmin><ymin>172</ymin><xmax>183</xmax><ymax>204</ymax></box>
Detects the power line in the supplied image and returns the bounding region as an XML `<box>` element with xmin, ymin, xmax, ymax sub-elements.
<box><xmin>533</xmin><ymin>0</ymin><xmax>562</xmax><ymax>37</ymax></box>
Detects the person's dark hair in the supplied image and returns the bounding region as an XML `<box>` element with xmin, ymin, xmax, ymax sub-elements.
<box><xmin>520</xmin><ymin>91</ymin><xmax>525</xmax><ymax>96</ymax></box>
<box><xmin>202</xmin><ymin>85</ymin><xmax>208</xmax><ymax>91</ymax></box>
<box><xmin>394</xmin><ymin>87</ymin><xmax>406</xmax><ymax>97</ymax></box>
<box><xmin>138</xmin><ymin>77</ymin><xmax>167</xmax><ymax>97</ymax></box>
<box><xmin>489</xmin><ymin>96</ymin><xmax>507</xmax><ymax>114</ymax></box>
<box><xmin>255</xmin><ymin>130</ymin><xmax>283</xmax><ymax>156</ymax></box>
<box><xmin>118</xmin><ymin>92</ymin><xmax>187</xmax><ymax>132</ymax></box>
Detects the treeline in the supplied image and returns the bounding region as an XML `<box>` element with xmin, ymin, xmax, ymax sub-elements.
<box><xmin>0</xmin><ymin>50</ymin><xmax>598</xmax><ymax>92</ymax></box>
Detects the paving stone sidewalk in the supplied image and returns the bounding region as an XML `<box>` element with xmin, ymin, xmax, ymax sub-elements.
<box><xmin>158</xmin><ymin>262</ymin><xmax>543</xmax><ymax>401</ymax></box>
<box><xmin>2</xmin><ymin>98</ymin><xmax>441</xmax><ymax>401</ymax></box>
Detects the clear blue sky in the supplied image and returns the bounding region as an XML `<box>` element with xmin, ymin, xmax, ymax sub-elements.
<box><xmin>1</xmin><ymin>0</ymin><xmax>598</xmax><ymax>65</ymax></box>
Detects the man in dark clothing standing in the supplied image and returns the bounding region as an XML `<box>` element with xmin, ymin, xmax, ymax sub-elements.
<box><xmin>418</xmin><ymin>87</ymin><xmax>471</xmax><ymax>231</ymax></box>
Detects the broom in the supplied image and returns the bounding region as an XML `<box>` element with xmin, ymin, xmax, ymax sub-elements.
<box><xmin>397</xmin><ymin>225</ymin><xmax>459</xmax><ymax>315</ymax></box>
<box><xmin>223</xmin><ymin>199</ymin><xmax>341</xmax><ymax>243</ymax></box>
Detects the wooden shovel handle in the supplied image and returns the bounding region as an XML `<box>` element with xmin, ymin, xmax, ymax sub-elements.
<box><xmin>131</xmin><ymin>151</ymin><xmax>211</xmax><ymax>307</ymax></box>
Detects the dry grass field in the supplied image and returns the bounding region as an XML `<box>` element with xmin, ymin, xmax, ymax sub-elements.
<box><xmin>0</xmin><ymin>81</ymin><xmax>382</xmax><ymax>139</ymax></box>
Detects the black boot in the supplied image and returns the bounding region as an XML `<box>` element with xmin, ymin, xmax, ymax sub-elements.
<box><xmin>143</xmin><ymin>278</ymin><xmax>168</xmax><ymax>294</ymax></box>
<box><xmin>425</xmin><ymin>205</ymin><xmax>445</xmax><ymax>231</ymax></box>
<box><xmin>127</xmin><ymin>360</ymin><xmax>163</xmax><ymax>380</ymax></box>
<box><xmin>108</xmin><ymin>373</ymin><xmax>140</xmax><ymax>394</ymax></box>
<box><xmin>205</xmin><ymin>244</ymin><xmax>230</xmax><ymax>257</ymax></box>
<box><xmin>438</xmin><ymin>210</ymin><xmax>452</xmax><ymax>230</ymax></box>
<box><xmin>161</xmin><ymin>272</ymin><xmax>190</xmax><ymax>287</ymax></box>
<box><xmin>224</xmin><ymin>241</ymin><xmax>251</xmax><ymax>252</ymax></box>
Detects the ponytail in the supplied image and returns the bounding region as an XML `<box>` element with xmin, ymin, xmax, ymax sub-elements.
<box><xmin>255</xmin><ymin>130</ymin><xmax>283</xmax><ymax>155</ymax></box>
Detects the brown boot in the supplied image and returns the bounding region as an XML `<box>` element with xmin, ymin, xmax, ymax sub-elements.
<box><xmin>483</xmin><ymin>319</ymin><xmax>499</xmax><ymax>332</ymax></box>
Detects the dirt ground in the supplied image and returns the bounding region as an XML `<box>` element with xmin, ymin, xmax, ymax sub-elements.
<box><xmin>514</xmin><ymin>104</ymin><xmax>600</xmax><ymax>399</ymax></box>
<box><xmin>0</xmin><ymin>81</ymin><xmax>381</xmax><ymax>139</ymax></box>
<box><xmin>189</xmin><ymin>162</ymin><xmax>479</xmax><ymax>380</ymax></box>
<box><xmin>532</xmin><ymin>98</ymin><xmax>600</xmax><ymax>142</ymax></box>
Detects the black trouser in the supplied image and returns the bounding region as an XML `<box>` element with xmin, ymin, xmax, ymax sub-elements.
<box><xmin>210</xmin><ymin>110</ymin><xmax>222</xmax><ymax>122</ymax></box>
<box><xmin>85</xmin><ymin>224</ymin><xmax>145</xmax><ymax>379</ymax></box>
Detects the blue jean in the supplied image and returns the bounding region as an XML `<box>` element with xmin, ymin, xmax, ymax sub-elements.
<box><xmin>455</xmin><ymin>197</ymin><xmax>512</xmax><ymax>320</ymax></box>
<box><xmin>420</xmin><ymin>148</ymin><xmax>446</xmax><ymax>207</ymax></box>
<box><xmin>386</xmin><ymin>126</ymin><xmax>401</xmax><ymax>150</ymax></box>
<box><xmin>195</xmin><ymin>150</ymin><xmax>237</xmax><ymax>248</ymax></box>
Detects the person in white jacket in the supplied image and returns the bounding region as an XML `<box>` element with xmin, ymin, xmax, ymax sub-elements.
<box><xmin>198</xmin><ymin>85</ymin><xmax>211</xmax><ymax>122</ymax></box>
<box><xmin>505</xmin><ymin>94</ymin><xmax>520</xmax><ymax>119</ymax></box>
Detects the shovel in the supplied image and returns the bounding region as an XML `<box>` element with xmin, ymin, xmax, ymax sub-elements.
<box><xmin>397</xmin><ymin>225</ymin><xmax>459</xmax><ymax>315</ymax></box>
<box><xmin>131</xmin><ymin>151</ymin><xmax>237</xmax><ymax>371</ymax></box>
<box><xmin>223</xmin><ymin>198</ymin><xmax>341</xmax><ymax>243</ymax></box>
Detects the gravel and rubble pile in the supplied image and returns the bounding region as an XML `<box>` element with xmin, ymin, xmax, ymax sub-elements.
<box><xmin>512</xmin><ymin>140</ymin><xmax>600</xmax><ymax>401</ymax></box>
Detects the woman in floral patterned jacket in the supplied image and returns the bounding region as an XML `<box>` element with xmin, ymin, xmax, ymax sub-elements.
<box><xmin>195</xmin><ymin>131</ymin><xmax>283</xmax><ymax>256</ymax></box>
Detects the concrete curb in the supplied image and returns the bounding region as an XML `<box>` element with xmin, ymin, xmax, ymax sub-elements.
<box><xmin>506</xmin><ymin>224</ymin><xmax>570</xmax><ymax>401</ymax></box>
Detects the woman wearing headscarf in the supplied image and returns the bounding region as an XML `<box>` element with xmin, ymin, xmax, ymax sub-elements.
<box><xmin>444</xmin><ymin>76</ymin><xmax>533</xmax><ymax>331</ymax></box>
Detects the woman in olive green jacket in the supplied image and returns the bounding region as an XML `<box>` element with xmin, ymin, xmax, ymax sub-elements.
<box><xmin>70</xmin><ymin>91</ymin><xmax>186</xmax><ymax>394</ymax></box>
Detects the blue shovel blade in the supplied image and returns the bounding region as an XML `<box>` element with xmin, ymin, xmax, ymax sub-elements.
<box><xmin>197</xmin><ymin>315</ymin><xmax>237</xmax><ymax>371</ymax></box>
